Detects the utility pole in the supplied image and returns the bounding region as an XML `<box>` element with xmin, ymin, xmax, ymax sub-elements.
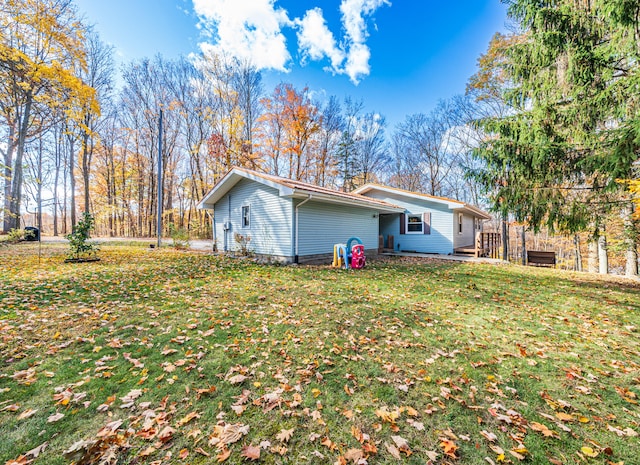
<box><xmin>156</xmin><ymin>109</ymin><xmax>163</xmax><ymax>248</ymax></box>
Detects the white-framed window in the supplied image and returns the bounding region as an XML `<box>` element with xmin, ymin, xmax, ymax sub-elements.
<box><xmin>406</xmin><ymin>213</ymin><xmax>424</xmax><ymax>234</ymax></box>
<box><xmin>458</xmin><ymin>213</ymin><xmax>463</xmax><ymax>234</ymax></box>
<box><xmin>241</xmin><ymin>205</ymin><xmax>250</xmax><ymax>228</ymax></box>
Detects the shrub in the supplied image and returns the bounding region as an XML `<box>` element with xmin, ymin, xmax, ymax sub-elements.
<box><xmin>234</xmin><ymin>233</ymin><xmax>252</xmax><ymax>256</ymax></box>
<box><xmin>169</xmin><ymin>223</ymin><xmax>190</xmax><ymax>249</ymax></box>
<box><xmin>7</xmin><ymin>228</ymin><xmax>26</xmax><ymax>243</ymax></box>
<box><xmin>66</xmin><ymin>212</ymin><xmax>99</xmax><ymax>260</ymax></box>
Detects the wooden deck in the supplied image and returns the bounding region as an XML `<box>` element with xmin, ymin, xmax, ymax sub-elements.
<box><xmin>455</xmin><ymin>232</ymin><xmax>501</xmax><ymax>259</ymax></box>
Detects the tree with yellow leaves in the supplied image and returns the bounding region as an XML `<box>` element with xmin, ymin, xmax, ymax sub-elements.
<box><xmin>0</xmin><ymin>0</ymin><xmax>97</xmax><ymax>232</ymax></box>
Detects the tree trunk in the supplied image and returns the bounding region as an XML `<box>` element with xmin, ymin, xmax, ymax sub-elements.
<box><xmin>81</xmin><ymin>127</ymin><xmax>93</xmax><ymax>214</ymax></box>
<box><xmin>621</xmin><ymin>203</ymin><xmax>639</xmax><ymax>278</ymax></box>
<box><xmin>587</xmin><ymin>239</ymin><xmax>598</xmax><ymax>273</ymax></box>
<box><xmin>68</xmin><ymin>134</ymin><xmax>77</xmax><ymax>228</ymax></box>
<box><xmin>574</xmin><ymin>234</ymin><xmax>583</xmax><ymax>272</ymax></box>
<box><xmin>3</xmin><ymin>122</ymin><xmax>16</xmax><ymax>233</ymax></box>
<box><xmin>598</xmin><ymin>234</ymin><xmax>608</xmax><ymax>275</ymax></box>
<box><xmin>521</xmin><ymin>226</ymin><xmax>526</xmax><ymax>266</ymax></box>
<box><xmin>36</xmin><ymin>135</ymin><xmax>43</xmax><ymax>232</ymax></box>
<box><xmin>501</xmin><ymin>215</ymin><xmax>509</xmax><ymax>261</ymax></box>
<box><xmin>9</xmin><ymin>92</ymin><xmax>34</xmax><ymax>231</ymax></box>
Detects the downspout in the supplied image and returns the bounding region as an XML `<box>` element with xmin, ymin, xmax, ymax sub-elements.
<box><xmin>205</xmin><ymin>209</ymin><xmax>216</xmax><ymax>252</ymax></box>
<box><xmin>294</xmin><ymin>195</ymin><xmax>312</xmax><ymax>264</ymax></box>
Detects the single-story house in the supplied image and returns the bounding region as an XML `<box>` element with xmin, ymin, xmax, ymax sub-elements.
<box><xmin>353</xmin><ymin>184</ymin><xmax>492</xmax><ymax>255</ymax></box>
<box><xmin>198</xmin><ymin>167</ymin><xmax>491</xmax><ymax>263</ymax></box>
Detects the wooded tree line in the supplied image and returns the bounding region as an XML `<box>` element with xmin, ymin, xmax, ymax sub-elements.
<box><xmin>1</xmin><ymin>0</ymin><xmax>484</xmax><ymax>241</ymax></box>
<box><xmin>2</xmin><ymin>0</ymin><xmax>639</xmax><ymax>275</ymax></box>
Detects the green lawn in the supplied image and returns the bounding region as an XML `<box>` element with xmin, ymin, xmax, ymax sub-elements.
<box><xmin>1</xmin><ymin>244</ymin><xmax>639</xmax><ymax>464</ymax></box>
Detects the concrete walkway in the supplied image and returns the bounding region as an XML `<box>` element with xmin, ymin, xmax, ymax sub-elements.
<box><xmin>380</xmin><ymin>251</ymin><xmax>506</xmax><ymax>265</ymax></box>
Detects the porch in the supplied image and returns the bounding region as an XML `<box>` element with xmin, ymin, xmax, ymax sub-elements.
<box><xmin>454</xmin><ymin>232</ymin><xmax>501</xmax><ymax>258</ymax></box>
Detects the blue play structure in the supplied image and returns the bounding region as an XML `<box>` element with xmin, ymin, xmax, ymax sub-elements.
<box><xmin>332</xmin><ymin>236</ymin><xmax>366</xmax><ymax>269</ymax></box>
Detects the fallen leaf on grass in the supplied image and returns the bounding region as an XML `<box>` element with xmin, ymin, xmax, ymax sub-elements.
<box><xmin>276</xmin><ymin>427</ymin><xmax>295</xmax><ymax>443</ymax></box>
<box><xmin>25</xmin><ymin>442</ymin><xmax>48</xmax><ymax>459</ymax></box>
<box><xmin>195</xmin><ymin>447</ymin><xmax>210</xmax><ymax>457</ymax></box>
<box><xmin>216</xmin><ymin>447</ymin><xmax>231</xmax><ymax>462</ymax></box>
<box><xmin>177</xmin><ymin>411</ymin><xmax>200</xmax><ymax>426</ymax></box>
<box><xmin>344</xmin><ymin>448</ymin><xmax>365</xmax><ymax>463</ymax></box>
<box><xmin>480</xmin><ymin>430</ymin><xmax>497</xmax><ymax>442</ymax></box>
<box><xmin>196</xmin><ymin>385</ymin><xmax>217</xmax><ymax>399</ymax></box>
<box><xmin>241</xmin><ymin>445</ymin><xmax>260</xmax><ymax>460</ymax></box>
<box><xmin>555</xmin><ymin>412</ymin><xmax>574</xmax><ymax>422</ymax></box>
<box><xmin>407</xmin><ymin>419</ymin><xmax>424</xmax><ymax>430</ymax></box>
<box><xmin>391</xmin><ymin>435</ymin><xmax>410</xmax><ymax>452</ymax></box>
<box><xmin>385</xmin><ymin>442</ymin><xmax>401</xmax><ymax>460</ymax></box>
<box><xmin>12</xmin><ymin>368</ymin><xmax>37</xmax><ymax>385</ymax></box>
<box><xmin>47</xmin><ymin>412</ymin><xmax>64</xmax><ymax>423</ymax></box>
<box><xmin>530</xmin><ymin>422</ymin><xmax>559</xmax><ymax>438</ymax></box>
<box><xmin>96</xmin><ymin>420</ymin><xmax>123</xmax><ymax>438</ymax></box>
<box><xmin>580</xmin><ymin>446</ymin><xmax>599</xmax><ymax>458</ymax></box>
<box><xmin>157</xmin><ymin>426</ymin><xmax>176</xmax><ymax>443</ymax></box>
<box><xmin>440</xmin><ymin>439</ymin><xmax>458</xmax><ymax>459</ymax></box>
<box><xmin>228</xmin><ymin>374</ymin><xmax>249</xmax><ymax>384</ymax></box>
<box><xmin>5</xmin><ymin>455</ymin><xmax>29</xmax><ymax>465</ymax></box>
<box><xmin>17</xmin><ymin>408</ymin><xmax>38</xmax><ymax>420</ymax></box>
<box><xmin>139</xmin><ymin>446</ymin><xmax>156</xmax><ymax>457</ymax></box>
<box><xmin>209</xmin><ymin>422</ymin><xmax>249</xmax><ymax>448</ymax></box>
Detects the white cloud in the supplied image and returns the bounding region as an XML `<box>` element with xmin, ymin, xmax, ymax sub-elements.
<box><xmin>295</xmin><ymin>8</ymin><xmax>344</xmax><ymax>70</ymax></box>
<box><xmin>193</xmin><ymin>0</ymin><xmax>390</xmax><ymax>84</ymax></box>
<box><xmin>339</xmin><ymin>0</ymin><xmax>390</xmax><ymax>83</ymax></box>
<box><xmin>193</xmin><ymin>0</ymin><xmax>291</xmax><ymax>71</ymax></box>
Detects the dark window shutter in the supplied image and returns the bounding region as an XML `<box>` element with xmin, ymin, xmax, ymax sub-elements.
<box><xmin>424</xmin><ymin>212</ymin><xmax>431</xmax><ymax>235</ymax></box>
<box><xmin>400</xmin><ymin>213</ymin><xmax>405</xmax><ymax>235</ymax></box>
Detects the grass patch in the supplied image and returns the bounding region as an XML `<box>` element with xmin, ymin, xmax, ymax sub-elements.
<box><xmin>1</xmin><ymin>244</ymin><xmax>639</xmax><ymax>464</ymax></box>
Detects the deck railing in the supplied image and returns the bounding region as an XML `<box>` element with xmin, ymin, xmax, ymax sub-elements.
<box><xmin>475</xmin><ymin>232</ymin><xmax>501</xmax><ymax>258</ymax></box>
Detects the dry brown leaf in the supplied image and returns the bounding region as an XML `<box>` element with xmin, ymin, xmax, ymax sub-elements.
<box><xmin>276</xmin><ymin>427</ymin><xmax>295</xmax><ymax>443</ymax></box>
<box><xmin>138</xmin><ymin>446</ymin><xmax>156</xmax><ymax>457</ymax></box>
<box><xmin>385</xmin><ymin>442</ymin><xmax>401</xmax><ymax>460</ymax></box>
<box><xmin>194</xmin><ymin>446</ymin><xmax>210</xmax><ymax>457</ymax></box>
<box><xmin>344</xmin><ymin>448</ymin><xmax>365</xmax><ymax>463</ymax></box>
<box><xmin>25</xmin><ymin>442</ymin><xmax>48</xmax><ymax>459</ymax></box>
<box><xmin>47</xmin><ymin>412</ymin><xmax>64</xmax><ymax>423</ymax></box>
<box><xmin>157</xmin><ymin>426</ymin><xmax>176</xmax><ymax>443</ymax></box>
<box><xmin>228</xmin><ymin>374</ymin><xmax>248</xmax><ymax>384</ymax></box>
<box><xmin>177</xmin><ymin>411</ymin><xmax>200</xmax><ymax>426</ymax></box>
<box><xmin>241</xmin><ymin>445</ymin><xmax>261</xmax><ymax>460</ymax></box>
<box><xmin>216</xmin><ymin>447</ymin><xmax>231</xmax><ymax>462</ymax></box>
<box><xmin>480</xmin><ymin>430</ymin><xmax>497</xmax><ymax>442</ymax></box>
<box><xmin>555</xmin><ymin>412</ymin><xmax>574</xmax><ymax>422</ymax></box>
<box><xmin>440</xmin><ymin>439</ymin><xmax>458</xmax><ymax>459</ymax></box>
<box><xmin>17</xmin><ymin>408</ymin><xmax>38</xmax><ymax>420</ymax></box>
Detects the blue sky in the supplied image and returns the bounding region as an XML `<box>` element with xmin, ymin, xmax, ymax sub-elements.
<box><xmin>74</xmin><ymin>0</ymin><xmax>507</xmax><ymax>129</ymax></box>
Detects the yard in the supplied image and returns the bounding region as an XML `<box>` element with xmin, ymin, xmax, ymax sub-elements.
<box><xmin>1</xmin><ymin>243</ymin><xmax>639</xmax><ymax>464</ymax></box>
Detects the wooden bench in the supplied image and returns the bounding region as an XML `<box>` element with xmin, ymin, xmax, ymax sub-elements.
<box><xmin>527</xmin><ymin>250</ymin><xmax>556</xmax><ymax>267</ymax></box>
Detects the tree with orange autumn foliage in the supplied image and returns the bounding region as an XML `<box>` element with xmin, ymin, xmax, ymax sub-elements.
<box><xmin>258</xmin><ymin>83</ymin><xmax>319</xmax><ymax>181</ymax></box>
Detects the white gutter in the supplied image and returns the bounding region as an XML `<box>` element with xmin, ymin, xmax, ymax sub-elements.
<box><xmin>294</xmin><ymin>195</ymin><xmax>312</xmax><ymax>263</ymax></box>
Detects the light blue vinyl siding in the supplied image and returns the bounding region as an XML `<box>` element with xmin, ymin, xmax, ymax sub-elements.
<box><xmin>213</xmin><ymin>178</ymin><xmax>293</xmax><ymax>257</ymax></box>
<box><xmin>453</xmin><ymin>213</ymin><xmax>476</xmax><ymax>249</ymax></box>
<box><xmin>364</xmin><ymin>191</ymin><xmax>455</xmax><ymax>254</ymax></box>
<box><xmin>296</xmin><ymin>200</ymin><xmax>379</xmax><ymax>256</ymax></box>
